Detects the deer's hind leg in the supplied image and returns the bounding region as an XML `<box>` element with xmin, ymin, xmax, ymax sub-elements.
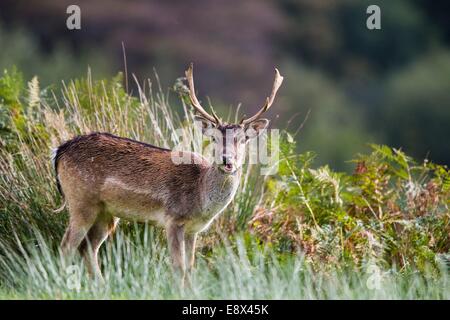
<box><xmin>60</xmin><ymin>202</ymin><xmax>101</xmax><ymax>257</ymax></box>
<box><xmin>78</xmin><ymin>212</ymin><xmax>119</xmax><ymax>280</ymax></box>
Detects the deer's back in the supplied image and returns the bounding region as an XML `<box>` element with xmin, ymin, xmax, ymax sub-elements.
<box><xmin>54</xmin><ymin>132</ymin><xmax>208</xmax><ymax>221</ymax></box>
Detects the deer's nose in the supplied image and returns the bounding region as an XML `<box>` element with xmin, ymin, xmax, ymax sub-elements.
<box><xmin>222</xmin><ymin>156</ymin><xmax>232</xmax><ymax>165</ymax></box>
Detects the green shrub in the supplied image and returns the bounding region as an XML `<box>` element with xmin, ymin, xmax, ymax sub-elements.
<box><xmin>251</xmin><ymin>136</ymin><xmax>449</xmax><ymax>272</ymax></box>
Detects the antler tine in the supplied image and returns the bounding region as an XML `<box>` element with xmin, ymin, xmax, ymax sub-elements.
<box><xmin>211</xmin><ymin>108</ymin><xmax>221</xmax><ymax>123</ymax></box>
<box><xmin>185</xmin><ymin>63</ymin><xmax>219</xmax><ymax>124</ymax></box>
<box><xmin>241</xmin><ymin>68</ymin><xmax>284</xmax><ymax>125</ymax></box>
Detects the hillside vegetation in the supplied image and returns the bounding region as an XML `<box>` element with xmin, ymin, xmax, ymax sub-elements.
<box><xmin>0</xmin><ymin>69</ymin><xmax>449</xmax><ymax>299</ymax></box>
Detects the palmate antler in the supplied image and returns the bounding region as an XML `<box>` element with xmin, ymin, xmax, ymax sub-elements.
<box><xmin>185</xmin><ymin>63</ymin><xmax>221</xmax><ymax>124</ymax></box>
<box><xmin>240</xmin><ymin>68</ymin><xmax>284</xmax><ymax>125</ymax></box>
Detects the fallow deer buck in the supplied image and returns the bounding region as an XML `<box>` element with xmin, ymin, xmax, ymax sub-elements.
<box><xmin>54</xmin><ymin>64</ymin><xmax>283</xmax><ymax>281</ymax></box>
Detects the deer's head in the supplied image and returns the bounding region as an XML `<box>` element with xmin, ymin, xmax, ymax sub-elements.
<box><xmin>185</xmin><ymin>64</ymin><xmax>284</xmax><ymax>174</ymax></box>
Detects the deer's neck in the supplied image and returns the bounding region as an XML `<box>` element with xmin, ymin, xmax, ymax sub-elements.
<box><xmin>200</xmin><ymin>166</ymin><xmax>241</xmax><ymax>215</ymax></box>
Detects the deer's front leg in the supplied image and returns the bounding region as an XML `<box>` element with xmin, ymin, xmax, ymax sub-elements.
<box><xmin>166</xmin><ymin>222</ymin><xmax>186</xmax><ymax>283</ymax></box>
<box><xmin>185</xmin><ymin>233</ymin><xmax>198</xmax><ymax>272</ymax></box>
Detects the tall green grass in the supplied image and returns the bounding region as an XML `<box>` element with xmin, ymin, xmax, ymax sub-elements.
<box><xmin>0</xmin><ymin>69</ymin><xmax>260</xmax><ymax>246</ymax></box>
<box><xmin>0</xmin><ymin>226</ymin><xmax>448</xmax><ymax>299</ymax></box>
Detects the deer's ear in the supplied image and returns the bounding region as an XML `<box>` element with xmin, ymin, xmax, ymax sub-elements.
<box><xmin>194</xmin><ymin>115</ymin><xmax>216</xmax><ymax>135</ymax></box>
<box><xmin>245</xmin><ymin>118</ymin><xmax>269</xmax><ymax>139</ymax></box>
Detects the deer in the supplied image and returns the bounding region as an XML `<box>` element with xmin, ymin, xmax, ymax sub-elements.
<box><xmin>53</xmin><ymin>64</ymin><xmax>283</xmax><ymax>283</ymax></box>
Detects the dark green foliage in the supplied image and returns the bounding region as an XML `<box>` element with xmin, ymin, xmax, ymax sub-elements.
<box><xmin>0</xmin><ymin>67</ymin><xmax>23</xmax><ymax>140</ymax></box>
<box><xmin>251</xmin><ymin>135</ymin><xmax>449</xmax><ymax>272</ymax></box>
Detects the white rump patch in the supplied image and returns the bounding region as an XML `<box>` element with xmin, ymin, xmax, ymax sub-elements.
<box><xmin>51</xmin><ymin>147</ymin><xmax>58</xmax><ymax>169</ymax></box>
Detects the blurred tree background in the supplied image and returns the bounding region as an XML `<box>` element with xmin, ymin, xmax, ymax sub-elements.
<box><xmin>0</xmin><ymin>0</ymin><xmax>449</xmax><ymax>171</ymax></box>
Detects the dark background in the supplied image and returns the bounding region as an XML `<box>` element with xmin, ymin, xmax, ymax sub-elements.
<box><xmin>1</xmin><ymin>0</ymin><xmax>449</xmax><ymax>170</ymax></box>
